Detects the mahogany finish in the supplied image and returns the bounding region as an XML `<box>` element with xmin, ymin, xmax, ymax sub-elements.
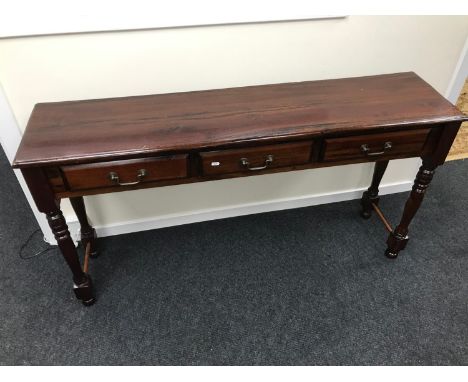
<box><xmin>62</xmin><ymin>155</ymin><xmax>188</xmax><ymax>191</ymax></box>
<box><xmin>200</xmin><ymin>141</ymin><xmax>312</xmax><ymax>176</ymax></box>
<box><xmin>12</xmin><ymin>72</ymin><xmax>467</xmax><ymax>306</ymax></box>
<box><xmin>322</xmin><ymin>128</ymin><xmax>430</xmax><ymax>162</ymax></box>
<box><xmin>20</xmin><ymin>167</ymin><xmax>95</xmax><ymax>305</ymax></box>
<box><xmin>13</xmin><ymin>72</ymin><xmax>463</xmax><ymax>168</ymax></box>
<box><xmin>386</xmin><ymin>161</ymin><xmax>436</xmax><ymax>258</ymax></box>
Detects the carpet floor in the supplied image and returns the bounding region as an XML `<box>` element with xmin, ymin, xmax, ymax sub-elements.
<box><xmin>1</xmin><ymin>146</ymin><xmax>467</xmax><ymax>365</ymax></box>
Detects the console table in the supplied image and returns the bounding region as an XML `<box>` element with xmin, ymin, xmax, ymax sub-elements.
<box><xmin>13</xmin><ymin>72</ymin><xmax>467</xmax><ymax>306</ymax></box>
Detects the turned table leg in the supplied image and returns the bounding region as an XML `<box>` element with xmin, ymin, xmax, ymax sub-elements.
<box><xmin>361</xmin><ymin>160</ymin><xmax>389</xmax><ymax>219</ymax></box>
<box><xmin>21</xmin><ymin>168</ymin><xmax>95</xmax><ymax>306</ymax></box>
<box><xmin>46</xmin><ymin>208</ymin><xmax>95</xmax><ymax>305</ymax></box>
<box><xmin>70</xmin><ymin>196</ymin><xmax>98</xmax><ymax>257</ymax></box>
<box><xmin>385</xmin><ymin>161</ymin><xmax>436</xmax><ymax>259</ymax></box>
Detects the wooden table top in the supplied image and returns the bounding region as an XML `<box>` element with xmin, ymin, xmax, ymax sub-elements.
<box><xmin>13</xmin><ymin>72</ymin><xmax>466</xmax><ymax>168</ymax></box>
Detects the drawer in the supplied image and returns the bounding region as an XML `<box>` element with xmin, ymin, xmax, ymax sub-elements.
<box><xmin>322</xmin><ymin>128</ymin><xmax>430</xmax><ymax>162</ymax></box>
<box><xmin>200</xmin><ymin>141</ymin><xmax>313</xmax><ymax>176</ymax></box>
<box><xmin>62</xmin><ymin>155</ymin><xmax>188</xmax><ymax>191</ymax></box>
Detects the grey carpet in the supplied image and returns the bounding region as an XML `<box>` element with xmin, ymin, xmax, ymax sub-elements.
<box><xmin>0</xmin><ymin>145</ymin><xmax>467</xmax><ymax>365</ymax></box>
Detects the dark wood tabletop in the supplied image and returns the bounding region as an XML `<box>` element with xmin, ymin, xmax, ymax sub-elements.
<box><xmin>13</xmin><ymin>72</ymin><xmax>465</xmax><ymax>168</ymax></box>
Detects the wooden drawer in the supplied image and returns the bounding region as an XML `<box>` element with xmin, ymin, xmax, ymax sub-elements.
<box><xmin>200</xmin><ymin>141</ymin><xmax>313</xmax><ymax>176</ymax></box>
<box><xmin>62</xmin><ymin>155</ymin><xmax>188</xmax><ymax>191</ymax></box>
<box><xmin>322</xmin><ymin>128</ymin><xmax>430</xmax><ymax>162</ymax></box>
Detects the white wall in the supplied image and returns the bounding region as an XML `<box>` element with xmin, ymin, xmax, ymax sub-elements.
<box><xmin>1</xmin><ymin>16</ymin><xmax>467</xmax><ymax>240</ymax></box>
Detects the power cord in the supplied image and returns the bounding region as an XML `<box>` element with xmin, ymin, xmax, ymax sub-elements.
<box><xmin>19</xmin><ymin>228</ymin><xmax>56</xmax><ymax>260</ymax></box>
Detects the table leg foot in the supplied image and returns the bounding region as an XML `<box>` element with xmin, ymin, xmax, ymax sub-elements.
<box><xmin>385</xmin><ymin>231</ymin><xmax>409</xmax><ymax>259</ymax></box>
<box><xmin>82</xmin><ymin>297</ymin><xmax>96</xmax><ymax>306</ymax></box>
<box><xmin>384</xmin><ymin>248</ymin><xmax>399</xmax><ymax>259</ymax></box>
<box><xmin>360</xmin><ymin>191</ymin><xmax>373</xmax><ymax>220</ymax></box>
<box><xmin>360</xmin><ymin>211</ymin><xmax>372</xmax><ymax>219</ymax></box>
<box><xmin>73</xmin><ymin>273</ymin><xmax>95</xmax><ymax>306</ymax></box>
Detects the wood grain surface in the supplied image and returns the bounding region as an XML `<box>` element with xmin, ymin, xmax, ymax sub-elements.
<box><xmin>13</xmin><ymin>72</ymin><xmax>466</xmax><ymax>168</ymax></box>
<box><xmin>200</xmin><ymin>141</ymin><xmax>312</xmax><ymax>176</ymax></box>
<box><xmin>62</xmin><ymin>155</ymin><xmax>188</xmax><ymax>191</ymax></box>
<box><xmin>322</xmin><ymin>128</ymin><xmax>430</xmax><ymax>162</ymax></box>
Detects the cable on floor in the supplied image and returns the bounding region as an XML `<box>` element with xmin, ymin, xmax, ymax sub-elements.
<box><xmin>19</xmin><ymin>228</ymin><xmax>56</xmax><ymax>260</ymax></box>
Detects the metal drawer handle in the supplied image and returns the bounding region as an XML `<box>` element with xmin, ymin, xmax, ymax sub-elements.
<box><xmin>240</xmin><ymin>155</ymin><xmax>274</xmax><ymax>171</ymax></box>
<box><xmin>360</xmin><ymin>141</ymin><xmax>392</xmax><ymax>157</ymax></box>
<box><xmin>109</xmin><ymin>169</ymin><xmax>147</xmax><ymax>186</ymax></box>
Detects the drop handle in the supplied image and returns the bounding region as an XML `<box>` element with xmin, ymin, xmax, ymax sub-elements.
<box><xmin>360</xmin><ymin>142</ymin><xmax>392</xmax><ymax>157</ymax></box>
<box><xmin>240</xmin><ymin>155</ymin><xmax>274</xmax><ymax>171</ymax></box>
<box><xmin>109</xmin><ymin>169</ymin><xmax>147</xmax><ymax>186</ymax></box>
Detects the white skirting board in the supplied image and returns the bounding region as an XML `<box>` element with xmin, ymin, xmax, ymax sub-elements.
<box><xmin>57</xmin><ymin>180</ymin><xmax>413</xmax><ymax>245</ymax></box>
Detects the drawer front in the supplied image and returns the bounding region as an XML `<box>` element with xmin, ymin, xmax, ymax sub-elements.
<box><xmin>322</xmin><ymin>129</ymin><xmax>430</xmax><ymax>162</ymax></box>
<box><xmin>200</xmin><ymin>141</ymin><xmax>313</xmax><ymax>176</ymax></box>
<box><xmin>62</xmin><ymin>155</ymin><xmax>188</xmax><ymax>191</ymax></box>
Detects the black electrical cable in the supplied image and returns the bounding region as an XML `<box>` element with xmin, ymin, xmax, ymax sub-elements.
<box><xmin>19</xmin><ymin>228</ymin><xmax>56</xmax><ymax>260</ymax></box>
